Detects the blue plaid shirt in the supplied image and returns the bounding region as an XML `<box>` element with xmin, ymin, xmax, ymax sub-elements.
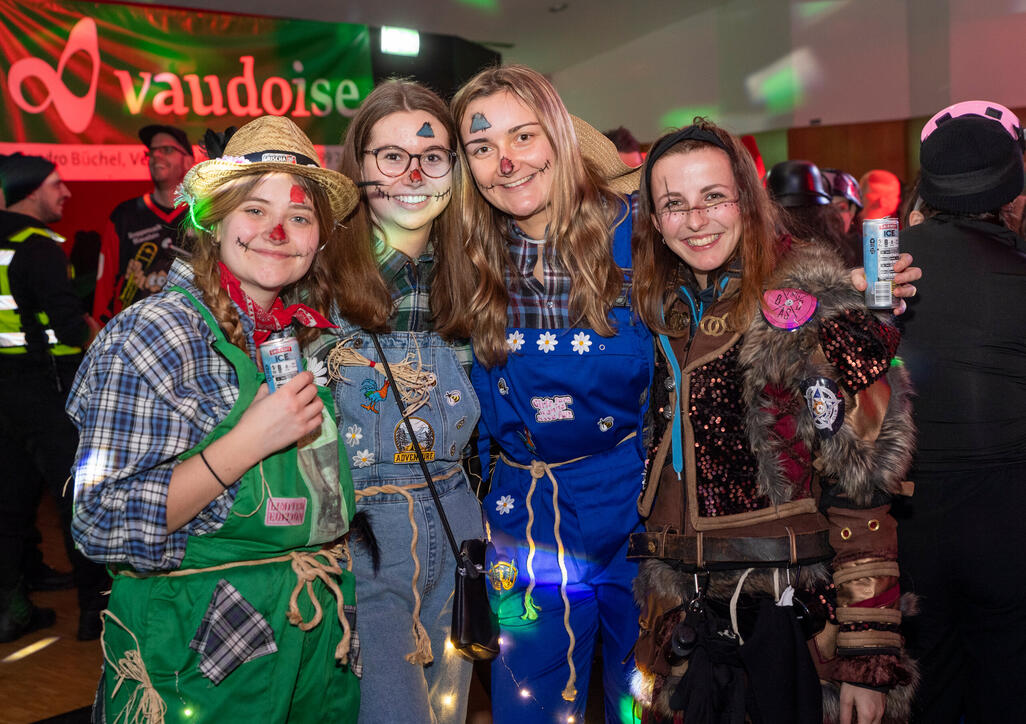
<box><xmin>68</xmin><ymin>259</ymin><xmax>250</xmax><ymax>571</ymax></box>
<box><xmin>505</xmin><ymin>223</ymin><xmax>573</xmax><ymax>329</ymax></box>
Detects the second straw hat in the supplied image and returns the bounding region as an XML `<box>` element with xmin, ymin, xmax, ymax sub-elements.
<box><xmin>181</xmin><ymin>116</ymin><xmax>358</xmax><ymax>220</ymax></box>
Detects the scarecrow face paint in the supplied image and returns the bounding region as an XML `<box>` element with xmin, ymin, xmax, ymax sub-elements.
<box><xmin>461</xmin><ymin>91</ymin><xmax>554</xmax><ymax>239</ymax></box>
<box><xmin>650</xmin><ymin>146</ymin><xmax>742</xmax><ymax>283</ymax></box>
<box><xmin>218</xmin><ymin>172</ymin><xmax>320</xmax><ymax>309</ymax></box>
<box><xmin>362</xmin><ymin>110</ymin><xmax>453</xmax><ymax>246</ymax></box>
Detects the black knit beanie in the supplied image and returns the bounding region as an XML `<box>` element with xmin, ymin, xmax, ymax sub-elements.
<box><xmin>1</xmin><ymin>153</ymin><xmax>57</xmax><ymax>207</ymax></box>
<box><xmin>919</xmin><ymin>116</ymin><xmax>1024</xmax><ymax>214</ymax></box>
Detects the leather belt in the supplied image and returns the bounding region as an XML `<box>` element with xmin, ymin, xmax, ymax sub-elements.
<box><xmin>627</xmin><ymin>528</ymin><xmax>833</xmax><ymax>568</ymax></box>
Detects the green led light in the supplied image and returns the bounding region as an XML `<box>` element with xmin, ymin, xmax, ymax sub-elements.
<box><xmin>759</xmin><ymin>67</ymin><xmax>802</xmax><ymax>114</ymax></box>
<box><xmin>183</xmin><ymin>707</ymin><xmax>194</xmax><ymax>717</ymax></box>
<box><xmin>380</xmin><ymin>27</ymin><xmax>420</xmax><ymax>57</ymax></box>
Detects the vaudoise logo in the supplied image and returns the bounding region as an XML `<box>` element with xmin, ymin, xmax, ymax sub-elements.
<box><xmin>7</xmin><ymin>16</ymin><xmax>361</xmax><ymax>136</ymax></box>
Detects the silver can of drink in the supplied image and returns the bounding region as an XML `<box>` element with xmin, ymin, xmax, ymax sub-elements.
<box><xmin>862</xmin><ymin>217</ymin><xmax>900</xmax><ymax>309</ymax></box>
<box><xmin>259</xmin><ymin>329</ymin><xmax>302</xmax><ymax>392</ymax></box>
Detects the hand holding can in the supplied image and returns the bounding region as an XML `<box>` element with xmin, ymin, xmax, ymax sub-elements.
<box><xmin>862</xmin><ymin>218</ymin><xmax>900</xmax><ymax>309</ymax></box>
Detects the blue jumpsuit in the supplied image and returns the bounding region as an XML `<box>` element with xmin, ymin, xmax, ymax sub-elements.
<box><xmin>473</xmin><ymin>209</ymin><xmax>653</xmax><ymax>723</ymax></box>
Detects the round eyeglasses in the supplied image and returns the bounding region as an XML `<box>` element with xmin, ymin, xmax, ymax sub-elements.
<box><xmin>363</xmin><ymin>145</ymin><xmax>456</xmax><ymax>178</ymax></box>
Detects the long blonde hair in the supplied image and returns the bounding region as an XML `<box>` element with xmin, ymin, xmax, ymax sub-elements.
<box><xmin>188</xmin><ymin>172</ymin><xmax>338</xmax><ymax>350</ymax></box>
<box><xmin>438</xmin><ymin>65</ymin><xmax>624</xmax><ymax>367</ymax></box>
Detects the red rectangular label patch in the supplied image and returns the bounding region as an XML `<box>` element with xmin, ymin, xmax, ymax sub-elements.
<box><xmin>264</xmin><ymin>497</ymin><xmax>307</xmax><ymax>526</ymax></box>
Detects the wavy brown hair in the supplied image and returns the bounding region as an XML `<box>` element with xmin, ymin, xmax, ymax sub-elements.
<box><xmin>327</xmin><ymin>79</ymin><xmax>463</xmax><ymax>332</ymax></box>
<box><xmin>188</xmin><ymin>172</ymin><xmax>339</xmax><ymax>351</ymax></box>
<box><xmin>438</xmin><ymin>65</ymin><xmax>626</xmax><ymax>367</ymax></box>
<box><xmin>633</xmin><ymin>119</ymin><xmax>781</xmax><ymax>336</ymax></box>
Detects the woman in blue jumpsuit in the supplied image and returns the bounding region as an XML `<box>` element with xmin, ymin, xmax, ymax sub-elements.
<box><xmin>435</xmin><ymin>65</ymin><xmax>651</xmax><ymax>724</ymax></box>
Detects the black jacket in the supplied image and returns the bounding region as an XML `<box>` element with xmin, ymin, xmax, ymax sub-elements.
<box><xmin>899</xmin><ymin>214</ymin><xmax>1026</xmax><ymax>474</ymax></box>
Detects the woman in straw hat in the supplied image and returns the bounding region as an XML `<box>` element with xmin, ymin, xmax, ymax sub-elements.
<box><xmin>628</xmin><ymin>120</ymin><xmax>917</xmax><ymax>724</ymax></box>
<box><xmin>436</xmin><ymin>64</ymin><xmax>650</xmax><ymax>724</ymax></box>
<box><xmin>306</xmin><ymin>80</ymin><xmax>485</xmax><ymax>724</ymax></box>
<box><xmin>68</xmin><ymin>116</ymin><xmax>371</xmax><ymax>723</ymax></box>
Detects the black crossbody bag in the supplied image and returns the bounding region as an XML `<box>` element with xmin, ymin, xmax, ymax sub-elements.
<box><xmin>370</xmin><ymin>334</ymin><xmax>499</xmax><ymax>661</ymax></box>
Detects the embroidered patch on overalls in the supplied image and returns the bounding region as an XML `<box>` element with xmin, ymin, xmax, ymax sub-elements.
<box><xmin>761</xmin><ymin>288</ymin><xmax>818</xmax><ymax>330</ymax></box>
<box><xmin>800</xmin><ymin>376</ymin><xmax>845</xmax><ymax>437</ymax></box>
<box><xmin>344</xmin><ymin>424</ymin><xmax>363</xmax><ymax>447</ymax></box>
<box><xmin>536</xmin><ymin>331</ymin><xmax>558</xmax><ymax>353</ymax></box>
<box><xmin>598</xmin><ymin>416</ymin><xmax>614</xmax><ymax>432</ymax></box>
<box><xmin>507</xmin><ymin>330</ymin><xmax>525</xmax><ymax>352</ymax></box>
<box><xmin>488</xmin><ymin>559</ymin><xmax>518</xmax><ymax>590</ymax></box>
<box><xmin>360</xmin><ymin>377</ymin><xmax>391</xmax><ymax>414</ymax></box>
<box><xmin>495</xmin><ymin>494</ymin><xmax>515</xmax><ymax>515</ymax></box>
<box><xmin>456</xmin><ymin>416</ymin><xmax>466</xmax><ymax>430</ymax></box>
<box><xmin>498</xmin><ymin>377</ymin><xmax>510</xmax><ymax>395</ymax></box>
<box><xmin>571</xmin><ymin>332</ymin><xmax>592</xmax><ymax>354</ymax></box>
<box><xmin>305</xmin><ymin>356</ymin><xmax>329</xmax><ymax>386</ymax></box>
<box><xmin>449</xmin><ymin>443</ymin><xmax>457</xmax><ymax>456</ymax></box>
<box><xmin>445</xmin><ymin>390</ymin><xmax>462</xmax><ymax>406</ymax></box>
<box><xmin>393</xmin><ymin>417</ymin><xmax>436</xmax><ymax>463</ymax></box>
<box><xmin>264</xmin><ymin>497</ymin><xmax>308</xmax><ymax>526</ymax></box>
<box><xmin>352</xmin><ymin>449</ymin><xmax>375</xmax><ymax>468</ymax></box>
<box><xmin>190</xmin><ymin>579</ymin><xmax>277</xmax><ymax>685</ymax></box>
<box><xmin>532</xmin><ymin>394</ymin><xmax>574</xmax><ymax>422</ymax></box>
<box><xmin>517</xmin><ymin>428</ymin><xmax>538</xmax><ymax>454</ymax></box>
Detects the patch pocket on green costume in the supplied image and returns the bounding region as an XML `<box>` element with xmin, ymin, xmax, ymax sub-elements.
<box><xmin>189</xmin><ymin>579</ymin><xmax>278</xmax><ymax>684</ymax></box>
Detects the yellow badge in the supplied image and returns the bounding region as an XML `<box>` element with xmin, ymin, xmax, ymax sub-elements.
<box><xmin>488</xmin><ymin>560</ymin><xmax>518</xmax><ymax>591</ymax></box>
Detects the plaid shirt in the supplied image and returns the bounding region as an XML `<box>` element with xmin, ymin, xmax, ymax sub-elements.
<box><xmin>68</xmin><ymin>259</ymin><xmax>248</xmax><ymax>571</ymax></box>
<box><xmin>505</xmin><ymin>224</ymin><xmax>573</xmax><ymax>329</ymax></box>
<box><xmin>376</xmin><ymin>237</ymin><xmax>472</xmax><ymax>370</ymax></box>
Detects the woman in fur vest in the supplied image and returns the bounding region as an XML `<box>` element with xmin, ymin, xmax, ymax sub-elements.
<box><xmin>628</xmin><ymin>120</ymin><xmax>917</xmax><ymax>724</ymax></box>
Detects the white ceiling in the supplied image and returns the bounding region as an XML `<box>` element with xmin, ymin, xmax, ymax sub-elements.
<box><xmin>135</xmin><ymin>0</ymin><xmax>722</xmax><ymax>74</ymax></box>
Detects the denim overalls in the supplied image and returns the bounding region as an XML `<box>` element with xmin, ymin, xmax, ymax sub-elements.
<box><xmin>472</xmin><ymin>206</ymin><xmax>655</xmax><ymax>724</ymax></box>
<box><xmin>310</xmin><ymin>313</ymin><xmax>485</xmax><ymax>724</ymax></box>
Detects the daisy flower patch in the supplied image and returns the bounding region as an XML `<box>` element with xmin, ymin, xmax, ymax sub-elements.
<box><xmin>571</xmin><ymin>332</ymin><xmax>592</xmax><ymax>355</ymax></box>
<box><xmin>344</xmin><ymin>424</ymin><xmax>363</xmax><ymax>447</ymax></box>
<box><xmin>305</xmin><ymin>356</ymin><xmax>329</xmax><ymax>386</ymax></box>
<box><xmin>495</xmin><ymin>494</ymin><xmax>515</xmax><ymax>515</ymax></box>
<box><xmin>507</xmin><ymin>330</ymin><xmax>525</xmax><ymax>352</ymax></box>
<box><xmin>536</xmin><ymin>332</ymin><xmax>558</xmax><ymax>353</ymax></box>
<box><xmin>352</xmin><ymin>449</ymin><xmax>374</xmax><ymax>468</ymax></box>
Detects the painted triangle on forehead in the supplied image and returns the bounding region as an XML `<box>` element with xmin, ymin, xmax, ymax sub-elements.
<box><xmin>470</xmin><ymin>112</ymin><xmax>491</xmax><ymax>132</ymax></box>
<box><xmin>416</xmin><ymin>122</ymin><xmax>435</xmax><ymax>138</ymax></box>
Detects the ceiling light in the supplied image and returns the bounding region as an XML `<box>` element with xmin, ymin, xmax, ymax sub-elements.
<box><xmin>381</xmin><ymin>27</ymin><xmax>420</xmax><ymax>56</ymax></box>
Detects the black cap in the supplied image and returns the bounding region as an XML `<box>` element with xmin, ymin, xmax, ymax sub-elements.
<box><xmin>919</xmin><ymin>115</ymin><xmax>1024</xmax><ymax>214</ymax></box>
<box><xmin>766</xmin><ymin>160</ymin><xmax>831</xmax><ymax>208</ymax></box>
<box><xmin>1</xmin><ymin>153</ymin><xmax>57</xmax><ymax>207</ymax></box>
<box><xmin>139</xmin><ymin>124</ymin><xmax>192</xmax><ymax>156</ymax></box>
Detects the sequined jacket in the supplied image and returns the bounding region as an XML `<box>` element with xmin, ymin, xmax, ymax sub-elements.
<box><xmin>628</xmin><ymin>243</ymin><xmax>916</xmax><ymax>720</ymax></box>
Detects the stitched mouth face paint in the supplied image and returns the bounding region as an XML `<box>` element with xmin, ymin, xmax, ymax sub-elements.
<box><xmin>372</xmin><ymin>186</ymin><xmax>452</xmax><ymax>202</ymax></box>
<box><xmin>416</xmin><ymin>122</ymin><xmax>435</xmax><ymax>138</ymax></box>
<box><xmin>482</xmin><ymin>160</ymin><xmax>551</xmax><ymax>191</ymax></box>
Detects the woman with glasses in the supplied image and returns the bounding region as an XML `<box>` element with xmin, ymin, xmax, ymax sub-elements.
<box><xmin>628</xmin><ymin>120</ymin><xmax>917</xmax><ymax>724</ymax></box>
<box><xmin>306</xmin><ymin>80</ymin><xmax>485</xmax><ymax>724</ymax></box>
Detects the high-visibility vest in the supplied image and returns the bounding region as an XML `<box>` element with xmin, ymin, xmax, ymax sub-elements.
<box><xmin>0</xmin><ymin>226</ymin><xmax>82</xmax><ymax>356</ymax></box>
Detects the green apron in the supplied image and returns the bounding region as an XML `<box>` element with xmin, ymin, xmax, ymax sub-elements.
<box><xmin>100</xmin><ymin>287</ymin><xmax>359</xmax><ymax>723</ymax></box>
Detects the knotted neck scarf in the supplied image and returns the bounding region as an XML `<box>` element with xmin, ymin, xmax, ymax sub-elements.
<box><xmin>217</xmin><ymin>262</ymin><xmax>335</xmax><ymax>345</ymax></box>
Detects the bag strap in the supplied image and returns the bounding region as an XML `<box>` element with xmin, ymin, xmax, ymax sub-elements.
<box><xmin>369</xmin><ymin>333</ymin><xmax>479</xmax><ymax>577</ymax></box>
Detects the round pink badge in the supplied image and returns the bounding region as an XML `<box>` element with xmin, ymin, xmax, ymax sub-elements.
<box><xmin>761</xmin><ymin>288</ymin><xmax>818</xmax><ymax>330</ymax></box>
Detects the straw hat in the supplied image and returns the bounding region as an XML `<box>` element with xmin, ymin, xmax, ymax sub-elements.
<box><xmin>571</xmin><ymin>115</ymin><xmax>642</xmax><ymax>195</ymax></box>
<box><xmin>180</xmin><ymin>116</ymin><xmax>358</xmax><ymax>220</ymax></box>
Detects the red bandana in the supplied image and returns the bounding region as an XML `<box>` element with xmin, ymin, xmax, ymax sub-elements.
<box><xmin>217</xmin><ymin>262</ymin><xmax>335</xmax><ymax>345</ymax></box>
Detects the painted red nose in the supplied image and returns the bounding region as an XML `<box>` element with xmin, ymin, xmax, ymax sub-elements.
<box><xmin>269</xmin><ymin>224</ymin><xmax>286</xmax><ymax>241</ymax></box>
<box><xmin>410</xmin><ymin>168</ymin><xmax>423</xmax><ymax>183</ymax></box>
<box><xmin>500</xmin><ymin>157</ymin><xmax>514</xmax><ymax>175</ymax></box>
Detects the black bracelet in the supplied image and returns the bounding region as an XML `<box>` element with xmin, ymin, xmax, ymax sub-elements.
<box><xmin>199</xmin><ymin>449</ymin><xmax>230</xmax><ymax>490</ymax></box>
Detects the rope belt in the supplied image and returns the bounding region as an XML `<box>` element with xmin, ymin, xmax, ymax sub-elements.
<box><xmin>498</xmin><ymin>431</ymin><xmax>637</xmax><ymax>703</ymax></box>
<box><xmin>353</xmin><ymin>464</ymin><xmax>463</xmax><ymax>666</ymax></box>
<box><xmin>108</xmin><ymin>543</ymin><xmax>353</xmax><ymax>724</ymax></box>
